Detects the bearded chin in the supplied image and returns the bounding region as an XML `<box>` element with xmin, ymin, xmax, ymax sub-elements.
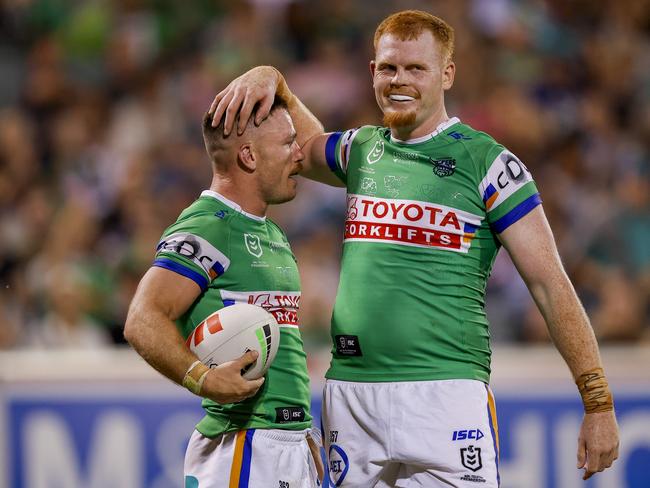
<box><xmin>383</xmin><ymin>110</ymin><xmax>417</xmax><ymax>129</ymax></box>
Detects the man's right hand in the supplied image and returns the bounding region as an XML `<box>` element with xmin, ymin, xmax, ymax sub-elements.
<box><xmin>209</xmin><ymin>66</ymin><xmax>282</xmax><ymax>136</ymax></box>
<box><xmin>200</xmin><ymin>350</ymin><xmax>265</xmax><ymax>404</ymax></box>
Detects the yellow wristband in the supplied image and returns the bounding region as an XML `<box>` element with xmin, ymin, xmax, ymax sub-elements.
<box><xmin>182</xmin><ymin>361</ymin><xmax>210</xmax><ymax>396</ymax></box>
<box><xmin>576</xmin><ymin>367</ymin><xmax>614</xmax><ymax>414</ymax></box>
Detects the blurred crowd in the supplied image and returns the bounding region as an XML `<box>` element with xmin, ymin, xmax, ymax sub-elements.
<box><xmin>0</xmin><ymin>0</ymin><xmax>648</xmax><ymax>351</ymax></box>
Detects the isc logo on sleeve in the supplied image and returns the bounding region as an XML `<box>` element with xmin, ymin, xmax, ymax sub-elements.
<box><xmin>452</xmin><ymin>429</ymin><xmax>484</xmax><ymax>441</ymax></box>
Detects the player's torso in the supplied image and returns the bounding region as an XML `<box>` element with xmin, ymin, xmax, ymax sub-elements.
<box><xmin>158</xmin><ymin>194</ymin><xmax>311</xmax><ymax>436</ymax></box>
<box><xmin>329</xmin><ymin>124</ymin><xmax>498</xmax><ymax>383</ymax></box>
<box><xmin>345</xmin><ymin>127</ymin><xmax>487</xmax><ymax>245</ymax></box>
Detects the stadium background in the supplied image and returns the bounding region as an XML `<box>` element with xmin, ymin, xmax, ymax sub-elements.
<box><xmin>0</xmin><ymin>0</ymin><xmax>648</xmax><ymax>487</ymax></box>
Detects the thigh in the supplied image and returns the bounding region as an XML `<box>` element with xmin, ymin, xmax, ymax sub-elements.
<box><xmin>184</xmin><ymin>429</ymin><xmax>319</xmax><ymax>488</ymax></box>
<box><xmin>248</xmin><ymin>430</ymin><xmax>319</xmax><ymax>488</ymax></box>
<box><xmin>390</xmin><ymin>381</ymin><xmax>500</xmax><ymax>487</ymax></box>
<box><xmin>322</xmin><ymin>380</ymin><xmax>392</xmax><ymax>488</ymax></box>
<box><xmin>184</xmin><ymin>429</ymin><xmax>234</xmax><ymax>488</ymax></box>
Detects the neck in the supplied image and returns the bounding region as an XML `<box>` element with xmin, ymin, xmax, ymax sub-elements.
<box><xmin>391</xmin><ymin>106</ymin><xmax>449</xmax><ymax>141</ymax></box>
<box><xmin>209</xmin><ymin>174</ymin><xmax>267</xmax><ymax>217</ymax></box>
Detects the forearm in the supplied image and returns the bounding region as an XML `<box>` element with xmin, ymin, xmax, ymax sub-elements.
<box><xmin>528</xmin><ymin>271</ymin><xmax>602</xmax><ymax>380</ymax></box>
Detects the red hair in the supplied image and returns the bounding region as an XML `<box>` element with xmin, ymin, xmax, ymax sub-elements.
<box><xmin>374</xmin><ymin>10</ymin><xmax>455</xmax><ymax>63</ymax></box>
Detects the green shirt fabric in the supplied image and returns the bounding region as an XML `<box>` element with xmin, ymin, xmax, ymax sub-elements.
<box><xmin>324</xmin><ymin>119</ymin><xmax>541</xmax><ymax>383</ymax></box>
<box><xmin>153</xmin><ymin>190</ymin><xmax>311</xmax><ymax>437</ymax></box>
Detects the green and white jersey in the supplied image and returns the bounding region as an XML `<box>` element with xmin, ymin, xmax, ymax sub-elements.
<box><xmin>153</xmin><ymin>190</ymin><xmax>311</xmax><ymax>437</ymax></box>
<box><xmin>324</xmin><ymin>118</ymin><xmax>542</xmax><ymax>383</ymax></box>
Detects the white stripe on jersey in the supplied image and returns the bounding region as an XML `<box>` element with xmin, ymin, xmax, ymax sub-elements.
<box><xmin>339</xmin><ymin>128</ymin><xmax>362</xmax><ymax>173</ymax></box>
<box><xmin>157</xmin><ymin>232</ymin><xmax>230</xmax><ymax>277</ymax></box>
<box><xmin>478</xmin><ymin>150</ymin><xmax>534</xmax><ymax>211</ymax></box>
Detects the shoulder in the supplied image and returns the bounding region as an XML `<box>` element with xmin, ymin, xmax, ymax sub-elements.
<box><xmin>449</xmin><ymin>123</ymin><xmax>503</xmax><ymax>157</ymax></box>
<box><xmin>336</xmin><ymin>125</ymin><xmax>384</xmax><ymax>147</ymax></box>
<box><xmin>157</xmin><ymin>200</ymin><xmax>236</xmax><ymax>265</ymax></box>
<box><xmin>446</xmin><ymin>122</ymin><xmax>518</xmax><ymax>178</ymax></box>
<box><xmin>265</xmin><ymin>219</ymin><xmax>289</xmax><ymax>240</ymax></box>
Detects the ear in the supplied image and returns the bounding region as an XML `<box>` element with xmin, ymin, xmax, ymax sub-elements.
<box><xmin>369</xmin><ymin>60</ymin><xmax>376</xmax><ymax>79</ymax></box>
<box><xmin>442</xmin><ymin>61</ymin><xmax>455</xmax><ymax>91</ymax></box>
<box><xmin>237</xmin><ymin>143</ymin><xmax>256</xmax><ymax>172</ymax></box>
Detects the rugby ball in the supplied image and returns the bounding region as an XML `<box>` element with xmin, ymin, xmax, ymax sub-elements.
<box><xmin>186</xmin><ymin>303</ymin><xmax>280</xmax><ymax>380</ymax></box>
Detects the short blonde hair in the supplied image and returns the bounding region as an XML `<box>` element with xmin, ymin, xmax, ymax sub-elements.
<box><xmin>374</xmin><ymin>10</ymin><xmax>455</xmax><ymax>63</ymax></box>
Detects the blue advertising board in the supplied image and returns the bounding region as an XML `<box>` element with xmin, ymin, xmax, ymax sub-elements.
<box><xmin>2</xmin><ymin>384</ymin><xmax>649</xmax><ymax>488</ymax></box>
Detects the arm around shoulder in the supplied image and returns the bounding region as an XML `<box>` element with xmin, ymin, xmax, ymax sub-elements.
<box><xmin>272</xmin><ymin>70</ymin><xmax>344</xmax><ymax>186</ymax></box>
<box><xmin>209</xmin><ymin>65</ymin><xmax>343</xmax><ymax>186</ymax></box>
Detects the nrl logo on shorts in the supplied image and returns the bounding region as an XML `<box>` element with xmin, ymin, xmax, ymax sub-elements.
<box><xmin>244</xmin><ymin>233</ymin><xmax>263</xmax><ymax>258</ymax></box>
<box><xmin>460</xmin><ymin>445</ymin><xmax>482</xmax><ymax>472</ymax></box>
<box><xmin>430</xmin><ymin>157</ymin><xmax>456</xmax><ymax>177</ymax></box>
<box><xmin>367</xmin><ymin>140</ymin><xmax>385</xmax><ymax>164</ymax></box>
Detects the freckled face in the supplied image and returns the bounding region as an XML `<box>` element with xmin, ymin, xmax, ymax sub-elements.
<box><xmin>371</xmin><ymin>31</ymin><xmax>454</xmax><ymax>137</ymax></box>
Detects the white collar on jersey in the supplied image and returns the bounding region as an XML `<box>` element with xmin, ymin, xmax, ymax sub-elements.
<box><xmin>201</xmin><ymin>190</ymin><xmax>266</xmax><ymax>222</ymax></box>
<box><xmin>389</xmin><ymin>117</ymin><xmax>461</xmax><ymax>145</ymax></box>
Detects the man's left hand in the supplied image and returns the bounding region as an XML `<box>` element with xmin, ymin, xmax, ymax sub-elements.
<box><xmin>577</xmin><ymin>410</ymin><xmax>619</xmax><ymax>480</ymax></box>
<box><xmin>209</xmin><ymin>66</ymin><xmax>280</xmax><ymax>136</ymax></box>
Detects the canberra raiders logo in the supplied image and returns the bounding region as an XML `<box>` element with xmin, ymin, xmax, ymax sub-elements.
<box><xmin>430</xmin><ymin>157</ymin><xmax>456</xmax><ymax>177</ymax></box>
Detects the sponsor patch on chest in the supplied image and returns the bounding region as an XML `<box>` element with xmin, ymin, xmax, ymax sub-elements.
<box><xmin>344</xmin><ymin>194</ymin><xmax>483</xmax><ymax>253</ymax></box>
<box><xmin>219</xmin><ymin>290</ymin><xmax>300</xmax><ymax>327</ymax></box>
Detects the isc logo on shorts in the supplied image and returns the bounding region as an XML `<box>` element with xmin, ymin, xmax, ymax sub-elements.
<box><xmin>452</xmin><ymin>429</ymin><xmax>484</xmax><ymax>441</ymax></box>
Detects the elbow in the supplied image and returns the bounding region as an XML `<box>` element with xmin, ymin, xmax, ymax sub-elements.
<box><xmin>122</xmin><ymin>311</ymin><xmax>141</xmax><ymax>348</ymax></box>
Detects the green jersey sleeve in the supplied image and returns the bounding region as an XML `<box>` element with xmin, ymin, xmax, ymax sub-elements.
<box><xmin>325</xmin><ymin>126</ymin><xmax>376</xmax><ymax>184</ymax></box>
<box><xmin>153</xmin><ymin>216</ymin><xmax>231</xmax><ymax>290</ymax></box>
<box><xmin>478</xmin><ymin>146</ymin><xmax>542</xmax><ymax>233</ymax></box>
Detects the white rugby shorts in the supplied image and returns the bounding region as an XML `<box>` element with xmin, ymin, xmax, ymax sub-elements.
<box><xmin>322</xmin><ymin>379</ymin><xmax>500</xmax><ymax>487</ymax></box>
<box><xmin>184</xmin><ymin>428</ymin><xmax>321</xmax><ymax>488</ymax></box>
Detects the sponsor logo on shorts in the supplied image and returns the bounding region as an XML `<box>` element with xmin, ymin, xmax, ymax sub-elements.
<box><xmin>460</xmin><ymin>445</ymin><xmax>483</xmax><ymax>472</ymax></box>
<box><xmin>220</xmin><ymin>290</ymin><xmax>300</xmax><ymax>327</ymax></box>
<box><xmin>274</xmin><ymin>406</ymin><xmax>305</xmax><ymax>423</ymax></box>
<box><xmin>453</xmin><ymin>429</ymin><xmax>484</xmax><ymax>441</ymax></box>
<box><xmin>344</xmin><ymin>194</ymin><xmax>483</xmax><ymax>252</ymax></box>
<box><xmin>460</xmin><ymin>474</ymin><xmax>486</xmax><ymax>483</ymax></box>
<box><xmin>328</xmin><ymin>444</ymin><xmax>349</xmax><ymax>487</ymax></box>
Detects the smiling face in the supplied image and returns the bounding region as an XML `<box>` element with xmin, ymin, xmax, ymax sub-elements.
<box><xmin>371</xmin><ymin>30</ymin><xmax>455</xmax><ymax>138</ymax></box>
<box><xmin>252</xmin><ymin>109</ymin><xmax>304</xmax><ymax>205</ymax></box>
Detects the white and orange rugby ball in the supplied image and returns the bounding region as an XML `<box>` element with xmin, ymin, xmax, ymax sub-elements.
<box><xmin>186</xmin><ymin>303</ymin><xmax>280</xmax><ymax>380</ymax></box>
